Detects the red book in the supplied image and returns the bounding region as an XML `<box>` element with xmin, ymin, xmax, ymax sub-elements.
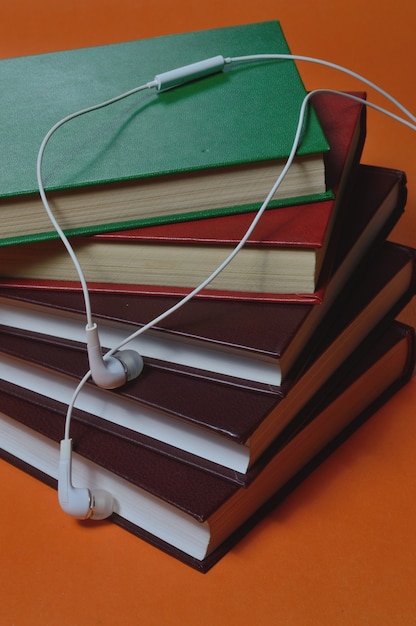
<box><xmin>0</xmin><ymin>321</ymin><xmax>414</xmax><ymax>571</ymax></box>
<box><xmin>0</xmin><ymin>166</ymin><xmax>407</xmax><ymax>389</ymax></box>
<box><xmin>0</xmin><ymin>91</ymin><xmax>366</xmax><ymax>301</ymax></box>
<box><xmin>0</xmin><ymin>241</ymin><xmax>414</xmax><ymax>480</ymax></box>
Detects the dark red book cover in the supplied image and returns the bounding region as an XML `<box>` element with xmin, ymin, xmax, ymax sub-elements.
<box><xmin>0</xmin><ymin>321</ymin><xmax>414</xmax><ymax>571</ymax></box>
<box><xmin>0</xmin><ymin>241</ymin><xmax>415</xmax><ymax>483</ymax></box>
<box><xmin>0</xmin><ymin>165</ymin><xmax>407</xmax><ymax>383</ymax></box>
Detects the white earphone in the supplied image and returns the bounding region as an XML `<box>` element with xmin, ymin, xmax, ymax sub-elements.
<box><xmin>58</xmin><ymin>438</ymin><xmax>114</xmax><ymax>519</ymax></box>
<box><xmin>86</xmin><ymin>323</ymin><xmax>143</xmax><ymax>389</ymax></box>
<box><xmin>36</xmin><ymin>51</ymin><xmax>415</xmax><ymax>520</ymax></box>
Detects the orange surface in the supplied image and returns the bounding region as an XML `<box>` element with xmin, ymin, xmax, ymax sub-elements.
<box><xmin>1</xmin><ymin>2</ymin><xmax>415</xmax><ymax>625</ymax></box>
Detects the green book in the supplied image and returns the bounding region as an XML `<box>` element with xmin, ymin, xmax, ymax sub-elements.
<box><xmin>0</xmin><ymin>21</ymin><xmax>330</xmax><ymax>246</ymax></box>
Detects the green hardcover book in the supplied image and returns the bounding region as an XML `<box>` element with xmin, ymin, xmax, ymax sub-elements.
<box><xmin>0</xmin><ymin>21</ymin><xmax>330</xmax><ymax>246</ymax></box>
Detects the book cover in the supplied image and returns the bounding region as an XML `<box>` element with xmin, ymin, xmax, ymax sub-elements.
<box><xmin>0</xmin><ymin>241</ymin><xmax>415</xmax><ymax>479</ymax></box>
<box><xmin>0</xmin><ymin>21</ymin><xmax>330</xmax><ymax>246</ymax></box>
<box><xmin>0</xmin><ymin>90</ymin><xmax>365</xmax><ymax>297</ymax></box>
<box><xmin>0</xmin><ymin>165</ymin><xmax>407</xmax><ymax>388</ymax></box>
<box><xmin>0</xmin><ymin>321</ymin><xmax>414</xmax><ymax>571</ymax></box>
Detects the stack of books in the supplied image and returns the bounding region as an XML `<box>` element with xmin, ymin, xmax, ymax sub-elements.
<box><xmin>0</xmin><ymin>22</ymin><xmax>414</xmax><ymax>572</ymax></box>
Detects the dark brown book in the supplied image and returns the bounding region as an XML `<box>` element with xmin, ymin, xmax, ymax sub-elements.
<box><xmin>0</xmin><ymin>165</ymin><xmax>407</xmax><ymax>389</ymax></box>
<box><xmin>0</xmin><ymin>90</ymin><xmax>366</xmax><ymax>300</ymax></box>
<box><xmin>0</xmin><ymin>241</ymin><xmax>415</xmax><ymax>480</ymax></box>
<box><xmin>0</xmin><ymin>321</ymin><xmax>414</xmax><ymax>571</ymax></box>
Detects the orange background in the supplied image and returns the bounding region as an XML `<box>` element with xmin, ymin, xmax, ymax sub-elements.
<box><xmin>1</xmin><ymin>2</ymin><xmax>415</xmax><ymax>624</ymax></box>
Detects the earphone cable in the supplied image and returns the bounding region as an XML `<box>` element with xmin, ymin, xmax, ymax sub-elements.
<box><xmin>36</xmin><ymin>80</ymin><xmax>157</xmax><ymax>328</ymax></box>
<box><xmin>35</xmin><ymin>54</ymin><xmax>415</xmax><ymax>444</ymax></box>
<box><xmin>226</xmin><ymin>54</ymin><xmax>416</xmax><ymax>127</ymax></box>
<box><xmin>61</xmin><ymin>83</ymin><xmax>315</xmax><ymax>439</ymax></box>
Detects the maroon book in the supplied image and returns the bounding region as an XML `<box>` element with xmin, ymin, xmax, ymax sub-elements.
<box><xmin>0</xmin><ymin>165</ymin><xmax>407</xmax><ymax>391</ymax></box>
<box><xmin>0</xmin><ymin>241</ymin><xmax>415</xmax><ymax>481</ymax></box>
<box><xmin>0</xmin><ymin>321</ymin><xmax>414</xmax><ymax>571</ymax></box>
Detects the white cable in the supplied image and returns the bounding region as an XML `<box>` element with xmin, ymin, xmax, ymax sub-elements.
<box><xmin>60</xmin><ymin>84</ymin><xmax>315</xmax><ymax>437</ymax></box>
<box><xmin>36</xmin><ymin>80</ymin><xmax>158</xmax><ymax>328</ymax></box>
<box><xmin>225</xmin><ymin>54</ymin><xmax>416</xmax><ymax>127</ymax></box>
<box><xmin>35</xmin><ymin>53</ymin><xmax>415</xmax><ymax>441</ymax></box>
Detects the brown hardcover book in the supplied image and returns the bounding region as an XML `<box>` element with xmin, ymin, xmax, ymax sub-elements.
<box><xmin>0</xmin><ymin>90</ymin><xmax>366</xmax><ymax>299</ymax></box>
<box><xmin>0</xmin><ymin>241</ymin><xmax>415</xmax><ymax>480</ymax></box>
<box><xmin>0</xmin><ymin>321</ymin><xmax>414</xmax><ymax>572</ymax></box>
<box><xmin>0</xmin><ymin>165</ymin><xmax>407</xmax><ymax>389</ymax></box>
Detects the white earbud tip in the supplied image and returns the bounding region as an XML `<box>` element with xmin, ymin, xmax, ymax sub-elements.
<box><xmin>90</xmin><ymin>489</ymin><xmax>114</xmax><ymax>520</ymax></box>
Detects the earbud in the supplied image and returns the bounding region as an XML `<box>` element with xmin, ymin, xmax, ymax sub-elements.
<box><xmin>86</xmin><ymin>323</ymin><xmax>144</xmax><ymax>389</ymax></box>
<box><xmin>58</xmin><ymin>438</ymin><xmax>114</xmax><ymax>520</ymax></box>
